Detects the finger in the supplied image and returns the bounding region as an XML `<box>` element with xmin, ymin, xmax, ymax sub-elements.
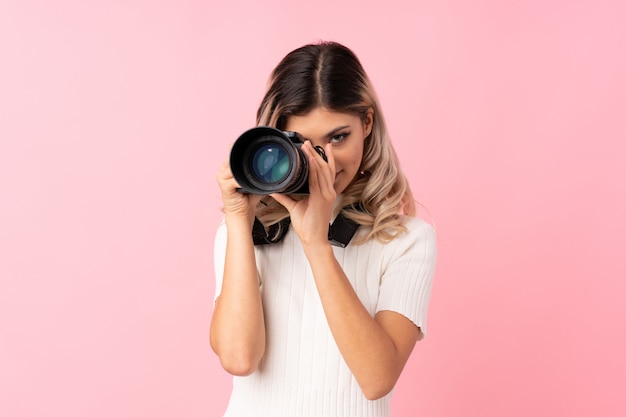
<box><xmin>270</xmin><ymin>193</ymin><xmax>296</xmax><ymax>212</ymax></box>
<box><xmin>307</xmin><ymin>141</ymin><xmax>329</xmax><ymax>167</ymax></box>
<box><xmin>307</xmin><ymin>142</ymin><xmax>334</xmax><ymax>194</ymax></box>
<box><xmin>218</xmin><ymin>159</ymin><xmax>234</xmax><ymax>180</ymax></box>
<box><xmin>320</xmin><ymin>143</ymin><xmax>336</xmax><ymax>191</ymax></box>
<box><xmin>303</xmin><ymin>142</ymin><xmax>322</xmax><ymax>193</ymax></box>
<box><xmin>306</xmin><ymin>143</ymin><xmax>337</xmax><ymax>198</ymax></box>
<box><xmin>324</xmin><ymin>143</ymin><xmax>335</xmax><ymax>173</ymax></box>
<box><xmin>250</xmin><ymin>193</ymin><xmax>263</xmax><ymax>207</ymax></box>
<box><xmin>217</xmin><ymin>168</ymin><xmax>238</xmax><ymax>188</ymax></box>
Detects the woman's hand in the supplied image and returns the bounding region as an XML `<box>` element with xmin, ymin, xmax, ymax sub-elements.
<box><xmin>271</xmin><ymin>141</ymin><xmax>336</xmax><ymax>247</ymax></box>
<box><xmin>217</xmin><ymin>158</ymin><xmax>262</xmax><ymax>225</ymax></box>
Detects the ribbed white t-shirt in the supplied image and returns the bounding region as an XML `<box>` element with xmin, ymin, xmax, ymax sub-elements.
<box><xmin>213</xmin><ymin>216</ymin><xmax>437</xmax><ymax>417</ymax></box>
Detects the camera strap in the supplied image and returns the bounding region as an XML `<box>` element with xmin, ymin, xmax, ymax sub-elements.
<box><xmin>252</xmin><ymin>217</ymin><xmax>291</xmax><ymax>245</ymax></box>
<box><xmin>327</xmin><ymin>212</ymin><xmax>360</xmax><ymax>248</ymax></box>
<box><xmin>252</xmin><ymin>210</ymin><xmax>360</xmax><ymax>248</ymax></box>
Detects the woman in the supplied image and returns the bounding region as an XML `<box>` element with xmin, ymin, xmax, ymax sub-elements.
<box><xmin>210</xmin><ymin>41</ymin><xmax>437</xmax><ymax>417</ymax></box>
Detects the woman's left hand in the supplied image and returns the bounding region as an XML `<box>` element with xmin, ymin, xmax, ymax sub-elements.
<box><xmin>271</xmin><ymin>141</ymin><xmax>336</xmax><ymax>247</ymax></box>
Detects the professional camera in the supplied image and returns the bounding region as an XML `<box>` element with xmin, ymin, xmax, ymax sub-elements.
<box><xmin>230</xmin><ymin>126</ymin><xmax>326</xmax><ymax>194</ymax></box>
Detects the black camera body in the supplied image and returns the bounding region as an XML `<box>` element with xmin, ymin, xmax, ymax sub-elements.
<box><xmin>230</xmin><ymin>126</ymin><xmax>325</xmax><ymax>195</ymax></box>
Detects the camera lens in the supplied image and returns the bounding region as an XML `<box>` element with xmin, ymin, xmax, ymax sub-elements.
<box><xmin>251</xmin><ymin>144</ymin><xmax>290</xmax><ymax>183</ymax></box>
<box><xmin>230</xmin><ymin>127</ymin><xmax>310</xmax><ymax>194</ymax></box>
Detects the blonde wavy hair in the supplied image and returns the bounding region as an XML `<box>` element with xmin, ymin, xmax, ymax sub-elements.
<box><xmin>254</xmin><ymin>41</ymin><xmax>415</xmax><ymax>243</ymax></box>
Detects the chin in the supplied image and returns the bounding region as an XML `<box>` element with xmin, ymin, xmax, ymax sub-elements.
<box><xmin>333</xmin><ymin>184</ymin><xmax>345</xmax><ymax>195</ymax></box>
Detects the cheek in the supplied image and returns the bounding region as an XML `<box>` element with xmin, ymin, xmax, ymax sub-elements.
<box><xmin>336</xmin><ymin>149</ymin><xmax>360</xmax><ymax>169</ymax></box>
<box><xmin>334</xmin><ymin>141</ymin><xmax>365</xmax><ymax>169</ymax></box>
<box><xmin>351</xmin><ymin>144</ymin><xmax>365</xmax><ymax>166</ymax></box>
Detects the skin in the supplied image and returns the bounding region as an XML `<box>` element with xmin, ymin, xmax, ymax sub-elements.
<box><xmin>210</xmin><ymin>106</ymin><xmax>421</xmax><ymax>400</ymax></box>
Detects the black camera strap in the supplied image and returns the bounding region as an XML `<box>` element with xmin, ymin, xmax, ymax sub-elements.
<box><xmin>252</xmin><ymin>209</ymin><xmax>361</xmax><ymax>248</ymax></box>
<box><xmin>327</xmin><ymin>212</ymin><xmax>360</xmax><ymax>248</ymax></box>
<box><xmin>252</xmin><ymin>217</ymin><xmax>291</xmax><ymax>245</ymax></box>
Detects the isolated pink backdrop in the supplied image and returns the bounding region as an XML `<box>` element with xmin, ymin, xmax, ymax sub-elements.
<box><xmin>1</xmin><ymin>1</ymin><xmax>624</xmax><ymax>416</ymax></box>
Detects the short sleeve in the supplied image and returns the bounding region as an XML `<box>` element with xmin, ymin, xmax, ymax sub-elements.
<box><xmin>213</xmin><ymin>220</ymin><xmax>227</xmax><ymax>303</ymax></box>
<box><xmin>376</xmin><ymin>219</ymin><xmax>437</xmax><ymax>339</ymax></box>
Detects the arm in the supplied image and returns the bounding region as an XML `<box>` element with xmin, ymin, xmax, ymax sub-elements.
<box><xmin>272</xmin><ymin>142</ymin><xmax>423</xmax><ymax>399</ymax></box>
<box><xmin>209</xmin><ymin>160</ymin><xmax>265</xmax><ymax>376</ymax></box>
<box><xmin>304</xmin><ymin>243</ymin><xmax>421</xmax><ymax>400</ymax></box>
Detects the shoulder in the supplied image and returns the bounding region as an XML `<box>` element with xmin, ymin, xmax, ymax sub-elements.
<box><xmin>389</xmin><ymin>216</ymin><xmax>437</xmax><ymax>252</ymax></box>
<box><xmin>402</xmin><ymin>216</ymin><xmax>436</xmax><ymax>237</ymax></box>
<box><xmin>374</xmin><ymin>216</ymin><xmax>437</xmax><ymax>269</ymax></box>
<box><xmin>355</xmin><ymin>216</ymin><xmax>436</xmax><ymax>267</ymax></box>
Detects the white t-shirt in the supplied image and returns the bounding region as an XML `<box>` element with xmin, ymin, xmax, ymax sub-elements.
<box><xmin>213</xmin><ymin>216</ymin><xmax>437</xmax><ymax>417</ymax></box>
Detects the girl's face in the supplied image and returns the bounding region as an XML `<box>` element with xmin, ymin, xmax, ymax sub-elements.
<box><xmin>285</xmin><ymin>107</ymin><xmax>373</xmax><ymax>195</ymax></box>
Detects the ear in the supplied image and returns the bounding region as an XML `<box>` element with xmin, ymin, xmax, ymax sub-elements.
<box><xmin>363</xmin><ymin>107</ymin><xmax>374</xmax><ymax>137</ymax></box>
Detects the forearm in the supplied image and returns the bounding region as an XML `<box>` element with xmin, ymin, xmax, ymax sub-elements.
<box><xmin>210</xmin><ymin>216</ymin><xmax>265</xmax><ymax>375</ymax></box>
<box><xmin>303</xmin><ymin>243</ymin><xmax>413</xmax><ymax>399</ymax></box>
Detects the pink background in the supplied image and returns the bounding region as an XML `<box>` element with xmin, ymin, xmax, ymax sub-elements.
<box><xmin>1</xmin><ymin>1</ymin><xmax>625</xmax><ymax>416</ymax></box>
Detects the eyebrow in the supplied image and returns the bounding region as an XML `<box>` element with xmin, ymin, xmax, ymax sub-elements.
<box><xmin>326</xmin><ymin>125</ymin><xmax>351</xmax><ymax>137</ymax></box>
<box><xmin>300</xmin><ymin>125</ymin><xmax>351</xmax><ymax>142</ymax></box>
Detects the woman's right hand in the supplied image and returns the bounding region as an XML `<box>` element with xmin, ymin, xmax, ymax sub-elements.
<box><xmin>217</xmin><ymin>159</ymin><xmax>262</xmax><ymax>224</ymax></box>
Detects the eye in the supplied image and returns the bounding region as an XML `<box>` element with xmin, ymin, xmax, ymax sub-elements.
<box><xmin>330</xmin><ymin>132</ymin><xmax>349</xmax><ymax>144</ymax></box>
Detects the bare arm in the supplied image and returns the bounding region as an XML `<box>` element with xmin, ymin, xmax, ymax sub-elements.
<box><xmin>209</xmin><ymin>161</ymin><xmax>265</xmax><ymax>376</ymax></box>
<box><xmin>304</xmin><ymin>243</ymin><xmax>421</xmax><ymax>400</ymax></box>
<box><xmin>272</xmin><ymin>142</ymin><xmax>421</xmax><ymax>399</ymax></box>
